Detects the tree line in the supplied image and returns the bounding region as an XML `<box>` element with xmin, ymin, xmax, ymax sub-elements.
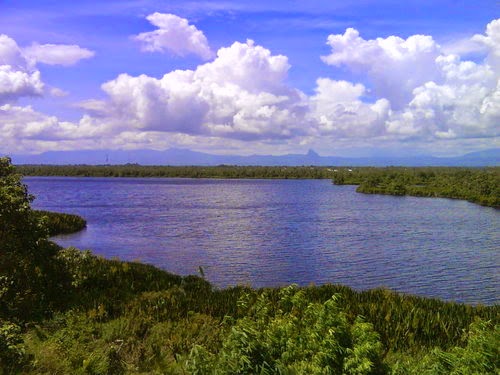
<box><xmin>17</xmin><ymin>164</ymin><xmax>335</xmax><ymax>179</ymax></box>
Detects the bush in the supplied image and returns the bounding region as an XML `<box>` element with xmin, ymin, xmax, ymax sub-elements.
<box><xmin>0</xmin><ymin>320</ymin><xmax>25</xmax><ymax>373</ymax></box>
<box><xmin>187</xmin><ymin>285</ymin><xmax>386</xmax><ymax>374</ymax></box>
<box><xmin>389</xmin><ymin>319</ymin><xmax>499</xmax><ymax>374</ymax></box>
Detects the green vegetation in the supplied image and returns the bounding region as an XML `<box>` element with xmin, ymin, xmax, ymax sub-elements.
<box><xmin>332</xmin><ymin>167</ymin><xmax>500</xmax><ymax>208</ymax></box>
<box><xmin>1</xmin><ymin>157</ymin><xmax>499</xmax><ymax>374</ymax></box>
<box><xmin>0</xmin><ymin>157</ymin><xmax>69</xmax><ymax>323</ymax></box>
<box><xmin>17</xmin><ymin>164</ymin><xmax>334</xmax><ymax>179</ymax></box>
<box><xmin>17</xmin><ymin>164</ymin><xmax>500</xmax><ymax>208</ymax></box>
<box><xmin>33</xmin><ymin>210</ymin><xmax>86</xmax><ymax>236</ymax></box>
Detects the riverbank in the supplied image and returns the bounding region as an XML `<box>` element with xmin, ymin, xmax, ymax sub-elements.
<box><xmin>10</xmin><ymin>245</ymin><xmax>500</xmax><ymax>374</ymax></box>
<box><xmin>332</xmin><ymin>166</ymin><xmax>499</xmax><ymax>208</ymax></box>
<box><xmin>7</xmin><ymin>212</ymin><xmax>500</xmax><ymax>373</ymax></box>
<box><xmin>34</xmin><ymin>210</ymin><xmax>87</xmax><ymax>236</ymax></box>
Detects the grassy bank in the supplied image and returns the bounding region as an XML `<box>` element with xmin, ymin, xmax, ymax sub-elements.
<box><xmin>7</xmin><ymin>249</ymin><xmax>499</xmax><ymax>374</ymax></box>
<box><xmin>332</xmin><ymin>167</ymin><xmax>499</xmax><ymax>208</ymax></box>
<box><xmin>33</xmin><ymin>210</ymin><xmax>87</xmax><ymax>236</ymax></box>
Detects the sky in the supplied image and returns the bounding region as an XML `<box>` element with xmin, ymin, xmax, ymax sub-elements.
<box><xmin>0</xmin><ymin>0</ymin><xmax>499</xmax><ymax>158</ymax></box>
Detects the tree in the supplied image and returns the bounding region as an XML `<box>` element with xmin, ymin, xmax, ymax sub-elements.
<box><xmin>0</xmin><ymin>157</ymin><xmax>68</xmax><ymax>321</ymax></box>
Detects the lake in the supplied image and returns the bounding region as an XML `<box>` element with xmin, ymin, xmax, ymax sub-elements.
<box><xmin>25</xmin><ymin>177</ymin><xmax>499</xmax><ymax>305</ymax></box>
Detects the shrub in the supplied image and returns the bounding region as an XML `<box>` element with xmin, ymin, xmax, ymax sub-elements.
<box><xmin>187</xmin><ymin>285</ymin><xmax>386</xmax><ymax>374</ymax></box>
<box><xmin>0</xmin><ymin>320</ymin><xmax>25</xmax><ymax>373</ymax></box>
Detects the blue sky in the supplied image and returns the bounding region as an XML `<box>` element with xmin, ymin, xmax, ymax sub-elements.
<box><xmin>1</xmin><ymin>0</ymin><xmax>498</xmax><ymax>157</ymax></box>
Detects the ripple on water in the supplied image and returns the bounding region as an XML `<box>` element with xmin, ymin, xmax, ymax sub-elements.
<box><xmin>25</xmin><ymin>177</ymin><xmax>500</xmax><ymax>305</ymax></box>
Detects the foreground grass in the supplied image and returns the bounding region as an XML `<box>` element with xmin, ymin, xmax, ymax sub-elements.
<box><xmin>10</xmin><ymin>249</ymin><xmax>498</xmax><ymax>374</ymax></box>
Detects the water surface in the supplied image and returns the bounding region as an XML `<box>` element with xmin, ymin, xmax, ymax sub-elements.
<box><xmin>25</xmin><ymin>177</ymin><xmax>499</xmax><ymax>304</ymax></box>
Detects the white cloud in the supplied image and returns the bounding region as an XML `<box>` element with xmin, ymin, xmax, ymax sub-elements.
<box><xmin>0</xmin><ymin>34</ymin><xmax>95</xmax><ymax>104</ymax></box>
<box><xmin>50</xmin><ymin>87</ymin><xmax>69</xmax><ymax>97</ymax></box>
<box><xmin>441</xmin><ymin>37</ymin><xmax>487</xmax><ymax>57</ymax></box>
<box><xmin>322</xmin><ymin>28</ymin><xmax>441</xmax><ymax>109</ymax></box>
<box><xmin>480</xmin><ymin>79</ymin><xmax>500</xmax><ymax>120</ymax></box>
<box><xmin>472</xmin><ymin>18</ymin><xmax>500</xmax><ymax>72</ymax></box>
<box><xmin>0</xmin><ymin>35</ymin><xmax>44</xmax><ymax>102</ymax></box>
<box><xmin>0</xmin><ymin>104</ymin><xmax>98</xmax><ymax>141</ymax></box>
<box><xmin>0</xmin><ymin>65</ymin><xmax>43</xmax><ymax>102</ymax></box>
<box><xmin>2</xmin><ymin>19</ymin><xmax>499</xmax><ymax>156</ymax></box>
<box><xmin>309</xmin><ymin>79</ymin><xmax>389</xmax><ymax>138</ymax></box>
<box><xmin>134</xmin><ymin>13</ymin><xmax>213</xmax><ymax>60</ymax></box>
<box><xmin>319</xmin><ymin>20</ymin><xmax>500</xmax><ymax>142</ymax></box>
<box><xmin>0</xmin><ymin>34</ymin><xmax>30</xmax><ymax>69</ymax></box>
<box><xmin>99</xmin><ymin>40</ymin><xmax>306</xmax><ymax>140</ymax></box>
<box><xmin>1</xmin><ymin>104</ymin><xmax>67</xmax><ymax>141</ymax></box>
<box><xmin>24</xmin><ymin>43</ymin><xmax>95</xmax><ymax>66</ymax></box>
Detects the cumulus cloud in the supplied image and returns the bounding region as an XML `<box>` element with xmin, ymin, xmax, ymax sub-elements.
<box><xmin>0</xmin><ymin>34</ymin><xmax>30</xmax><ymax>69</ymax></box>
<box><xmin>2</xmin><ymin>19</ymin><xmax>499</xmax><ymax>155</ymax></box>
<box><xmin>98</xmin><ymin>40</ymin><xmax>306</xmax><ymax>140</ymax></box>
<box><xmin>309</xmin><ymin>78</ymin><xmax>389</xmax><ymax>138</ymax></box>
<box><xmin>322</xmin><ymin>28</ymin><xmax>441</xmax><ymax>109</ymax></box>
<box><xmin>0</xmin><ymin>104</ymin><xmax>116</xmax><ymax>153</ymax></box>
<box><xmin>0</xmin><ymin>104</ymin><xmax>101</xmax><ymax>141</ymax></box>
<box><xmin>0</xmin><ymin>34</ymin><xmax>95</xmax><ymax>105</ymax></box>
<box><xmin>320</xmin><ymin>19</ymin><xmax>500</xmax><ymax>141</ymax></box>
<box><xmin>472</xmin><ymin>18</ymin><xmax>500</xmax><ymax>72</ymax></box>
<box><xmin>134</xmin><ymin>13</ymin><xmax>213</xmax><ymax>60</ymax></box>
<box><xmin>24</xmin><ymin>43</ymin><xmax>95</xmax><ymax>66</ymax></box>
<box><xmin>0</xmin><ymin>35</ymin><xmax>44</xmax><ymax>102</ymax></box>
<box><xmin>1</xmin><ymin>104</ymin><xmax>71</xmax><ymax>146</ymax></box>
<box><xmin>0</xmin><ymin>65</ymin><xmax>43</xmax><ymax>102</ymax></box>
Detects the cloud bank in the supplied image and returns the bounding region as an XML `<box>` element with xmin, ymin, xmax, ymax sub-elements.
<box><xmin>1</xmin><ymin>17</ymin><xmax>499</xmax><ymax>155</ymax></box>
<box><xmin>97</xmin><ymin>39</ymin><xmax>305</xmax><ymax>141</ymax></box>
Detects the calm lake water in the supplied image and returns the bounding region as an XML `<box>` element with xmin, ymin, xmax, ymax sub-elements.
<box><xmin>25</xmin><ymin>177</ymin><xmax>499</xmax><ymax>305</ymax></box>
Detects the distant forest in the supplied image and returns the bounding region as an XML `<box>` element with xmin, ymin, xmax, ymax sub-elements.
<box><xmin>17</xmin><ymin>164</ymin><xmax>500</xmax><ymax>208</ymax></box>
<box><xmin>17</xmin><ymin>164</ymin><xmax>334</xmax><ymax>179</ymax></box>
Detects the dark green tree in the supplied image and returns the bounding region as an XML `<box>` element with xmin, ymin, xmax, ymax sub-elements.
<box><xmin>0</xmin><ymin>157</ymin><xmax>69</xmax><ymax>321</ymax></box>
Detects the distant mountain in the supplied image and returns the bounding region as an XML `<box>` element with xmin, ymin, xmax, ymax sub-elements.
<box><xmin>7</xmin><ymin>148</ymin><xmax>500</xmax><ymax>167</ymax></box>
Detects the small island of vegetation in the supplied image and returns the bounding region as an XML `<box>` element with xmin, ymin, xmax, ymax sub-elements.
<box><xmin>2</xmin><ymin>157</ymin><xmax>498</xmax><ymax>374</ymax></box>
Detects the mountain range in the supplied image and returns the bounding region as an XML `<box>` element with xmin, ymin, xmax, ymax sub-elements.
<box><xmin>7</xmin><ymin>148</ymin><xmax>500</xmax><ymax>167</ymax></box>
